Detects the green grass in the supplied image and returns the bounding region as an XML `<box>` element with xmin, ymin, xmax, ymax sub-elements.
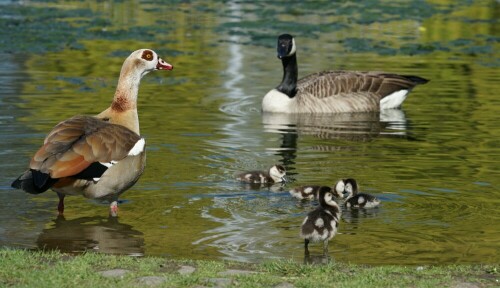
<box><xmin>0</xmin><ymin>248</ymin><xmax>498</xmax><ymax>287</ymax></box>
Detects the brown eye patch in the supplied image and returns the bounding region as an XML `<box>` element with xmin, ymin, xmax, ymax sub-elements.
<box><xmin>141</xmin><ymin>50</ymin><xmax>154</xmax><ymax>61</ymax></box>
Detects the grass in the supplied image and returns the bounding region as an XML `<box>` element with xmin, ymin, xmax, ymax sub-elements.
<box><xmin>0</xmin><ymin>248</ymin><xmax>498</xmax><ymax>287</ymax></box>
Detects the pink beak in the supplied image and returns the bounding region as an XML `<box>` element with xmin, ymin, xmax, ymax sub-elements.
<box><xmin>156</xmin><ymin>58</ymin><xmax>173</xmax><ymax>70</ymax></box>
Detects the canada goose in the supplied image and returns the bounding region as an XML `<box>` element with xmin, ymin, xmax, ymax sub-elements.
<box><xmin>11</xmin><ymin>49</ymin><xmax>173</xmax><ymax>216</ymax></box>
<box><xmin>336</xmin><ymin>178</ymin><xmax>381</xmax><ymax>208</ymax></box>
<box><xmin>262</xmin><ymin>34</ymin><xmax>429</xmax><ymax>113</ymax></box>
<box><xmin>300</xmin><ymin>186</ymin><xmax>341</xmax><ymax>255</ymax></box>
<box><xmin>289</xmin><ymin>185</ymin><xmax>343</xmax><ymax>200</ymax></box>
<box><xmin>236</xmin><ymin>164</ymin><xmax>286</xmax><ymax>184</ymax></box>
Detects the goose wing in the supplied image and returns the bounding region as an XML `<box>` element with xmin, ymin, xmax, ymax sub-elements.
<box><xmin>30</xmin><ymin>115</ymin><xmax>142</xmax><ymax>179</ymax></box>
<box><xmin>297</xmin><ymin>71</ymin><xmax>426</xmax><ymax>100</ymax></box>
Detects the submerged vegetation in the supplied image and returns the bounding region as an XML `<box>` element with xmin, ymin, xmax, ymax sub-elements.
<box><xmin>1</xmin><ymin>0</ymin><xmax>498</xmax><ymax>62</ymax></box>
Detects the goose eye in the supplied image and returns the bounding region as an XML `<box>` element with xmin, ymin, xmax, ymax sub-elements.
<box><xmin>142</xmin><ymin>50</ymin><xmax>154</xmax><ymax>61</ymax></box>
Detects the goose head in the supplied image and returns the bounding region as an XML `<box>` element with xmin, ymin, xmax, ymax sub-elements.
<box><xmin>277</xmin><ymin>34</ymin><xmax>296</xmax><ymax>59</ymax></box>
<box><xmin>269</xmin><ymin>164</ymin><xmax>287</xmax><ymax>182</ymax></box>
<box><xmin>122</xmin><ymin>49</ymin><xmax>173</xmax><ymax>79</ymax></box>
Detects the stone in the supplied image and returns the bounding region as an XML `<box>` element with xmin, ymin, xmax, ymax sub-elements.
<box><xmin>206</xmin><ymin>278</ymin><xmax>232</xmax><ymax>287</ymax></box>
<box><xmin>178</xmin><ymin>265</ymin><xmax>196</xmax><ymax>275</ymax></box>
<box><xmin>99</xmin><ymin>269</ymin><xmax>129</xmax><ymax>278</ymax></box>
<box><xmin>136</xmin><ymin>276</ymin><xmax>166</xmax><ymax>286</ymax></box>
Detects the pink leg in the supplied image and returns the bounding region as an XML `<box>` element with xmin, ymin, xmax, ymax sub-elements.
<box><xmin>57</xmin><ymin>193</ymin><xmax>65</xmax><ymax>215</ymax></box>
<box><xmin>109</xmin><ymin>201</ymin><xmax>119</xmax><ymax>217</ymax></box>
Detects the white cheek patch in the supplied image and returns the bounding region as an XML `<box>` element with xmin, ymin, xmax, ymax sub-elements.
<box><xmin>128</xmin><ymin>138</ymin><xmax>145</xmax><ymax>156</ymax></box>
<box><xmin>304</xmin><ymin>187</ymin><xmax>313</xmax><ymax>193</ymax></box>
<box><xmin>289</xmin><ymin>38</ymin><xmax>296</xmax><ymax>56</ymax></box>
<box><xmin>335</xmin><ymin>181</ymin><xmax>345</xmax><ymax>194</ymax></box>
<box><xmin>345</xmin><ymin>183</ymin><xmax>353</xmax><ymax>194</ymax></box>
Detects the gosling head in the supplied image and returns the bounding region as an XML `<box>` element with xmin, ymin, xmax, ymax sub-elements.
<box><xmin>318</xmin><ymin>186</ymin><xmax>339</xmax><ymax>208</ymax></box>
<box><xmin>335</xmin><ymin>178</ymin><xmax>359</xmax><ymax>198</ymax></box>
<box><xmin>269</xmin><ymin>164</ymin><xmax>287</xmax><ymax>183</ymax></box>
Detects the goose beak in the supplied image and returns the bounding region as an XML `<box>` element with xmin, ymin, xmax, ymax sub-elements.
<box><xmin>156</xmin><ymin>58</ymin><xmax>173</xmax><ymax>70</ymax></box>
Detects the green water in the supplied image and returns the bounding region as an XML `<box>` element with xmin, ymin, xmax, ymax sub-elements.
<box><xmin>0</xmin><ymin>0</ymin><xmax>499</xmax><ymax>264</ymax></box>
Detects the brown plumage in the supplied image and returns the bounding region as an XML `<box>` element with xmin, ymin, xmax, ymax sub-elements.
<box><xmin>262</xmin><ymin>34</ymin><xmax>429</xmax><ymax>113</ymax></box>
<box><xmin>12</xmin><ymin>49</ymin><xmax>173</xmax><ymax>216</ymax></box>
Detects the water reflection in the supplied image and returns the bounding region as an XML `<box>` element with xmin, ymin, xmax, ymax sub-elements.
<box><xmin>36</xmin><ymin>216</ymin><xmax>144</xmax><ymax>256</ymax></box>
<box><xmin>304</xmin><ymin>252</ymin><xmax>332</xmax><ymax>265</ymax></box>
<box><xmin>1</xmin><ymin>0</ymin><xmax>500</xmax><ymax>265</ymax></box>
<box><xmin>262</xmin><ymin>110</ymin><xmax>409</xmax><ymax>141</ymax></box>
<box><xmin>263</xmin><ymin>110</ymin><xmax>411</xmax><ymax>169</ymax></box>
<box><xmin>341</xmin><ymin>206</ymin><xmax>381</xmax><ymax>226</ymax></box>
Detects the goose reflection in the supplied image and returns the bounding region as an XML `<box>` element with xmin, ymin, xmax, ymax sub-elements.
<box><xmin>341</xmin><ymin>206</ymin><xmax>381</xmax><ymax>224</ymax></box>
<box><xmin>36</xmin><ymin>216</ymin><xmax>144</xmax><ymax>256</ymax></box>
<box><xmin>263</xmin><ymin>110</ymin><xmax>409</xmax><ymax>167</ymax></box>
<box><xmin>263</xmin><ymin>109</ymin><xmax>408</xmax><ymax>141</ymax></box>
<box><xmin>240</xmin><ymin>182</ymin><xmax>287</xmax><ymax>193</ymax></box>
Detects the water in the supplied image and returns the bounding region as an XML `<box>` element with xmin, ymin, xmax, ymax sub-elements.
<box><xmin>0</xmin><ymin>0</ymin><xmax>499</xmax><ymax>265</ymax></box>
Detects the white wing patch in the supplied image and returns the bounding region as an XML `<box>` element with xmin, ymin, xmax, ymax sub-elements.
<box><xmin>315</xmin><ymin>218</ymin><xmax>324</xmax><ymax>228</ymax></box>
<box><xmin>358</xmin><ymin>196</ymin><xmax>365</xmax><ymax>205</ymax></box>
<box><xmin>128</xmin><ymin>138</ymin><xmax>146</xmax><ymax>156</ymax></box>
<box><xmin>100</xmin><ymin>160</ymin><xmax>118</xmax><ymax>168</ymax></box>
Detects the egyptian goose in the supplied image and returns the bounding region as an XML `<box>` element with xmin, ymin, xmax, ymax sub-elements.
<box><xmin>262</xmin><ymin>34</ymin><xmax>429</xmax><ymax>113</ymax></box>
<box><xmin>300</xmin><ymin>186</ymin><xmax>341</xmax><ymax>255</ymax></box>
<box><xmin>289</xmin><ymin>185</ymin><xmax>343</xmax><ymax>200</ymax></box>
<box><xmin>11</xmin><ymin>49</ymin><xmax>173</xmax><ymax>216</ymax></box>
<box><xmin>336</xmin><ymin>178</ymin><xmax>381</xmax><ymax>209</ymax></box>
<box><xmin>236</xmin><ymin>164</ymin><xmax>286</xmax><ymax>184</ymax></box>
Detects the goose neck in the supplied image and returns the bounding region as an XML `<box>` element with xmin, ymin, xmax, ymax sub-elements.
<box><xmin>277</xmin><ymin>54</ymin><xmax>298</xmax><ymax>98</ymax></box>
<box><xmin>111</xmin><ymin>68</ymin><xmax>141</xmax><ymax>112</ymax></box>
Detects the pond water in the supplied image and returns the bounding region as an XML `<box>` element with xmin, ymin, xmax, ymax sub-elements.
<box><xmin>0</xmin><ymin>0</ymin><xmax>499</xmax><ymax>265</ymax></box>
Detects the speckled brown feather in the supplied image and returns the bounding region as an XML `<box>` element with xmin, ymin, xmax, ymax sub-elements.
<box><xmin>286</xmin><ymin>71</ymin><xmax>425</xmax><ymax>113</ymax></box>
<box><xmin>297</xmin><ymin>71</ymin><xmax>419</xmax><ymax>100</ymax></box>
<box><xmin>29</xmin><ymin>115</ymin><xmax>141</xmax><ymax>179</ymax></box>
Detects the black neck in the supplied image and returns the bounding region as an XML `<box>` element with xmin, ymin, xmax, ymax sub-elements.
<box><xmin>277</xmin><ymin>54</ymin><xmax>298</xmax><ymax>98</ymax></box>
<box><xmin>323</xmin><ymin>204</ymin><xmax>340</xmax><ymax>216</ymax></box>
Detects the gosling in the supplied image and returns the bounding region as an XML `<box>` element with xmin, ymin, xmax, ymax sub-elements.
<box><xmin>289</xmin><ymin>185</ymin><xmax>343</xmax><ymax>200</ymax></box>
<box><xmin>300</xmin><ymin>186</ymin><xmax>341</xmax><ymax>255</ymax></box>
<box><xmin>336</xmin><ymin>178</ymin><xmax>380</xmax><ymax>208</ymax></box>
<box><xmin>236</xmin><ymin>164</ymin><xmax>286</xmax><ymax>184</ymax></box>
